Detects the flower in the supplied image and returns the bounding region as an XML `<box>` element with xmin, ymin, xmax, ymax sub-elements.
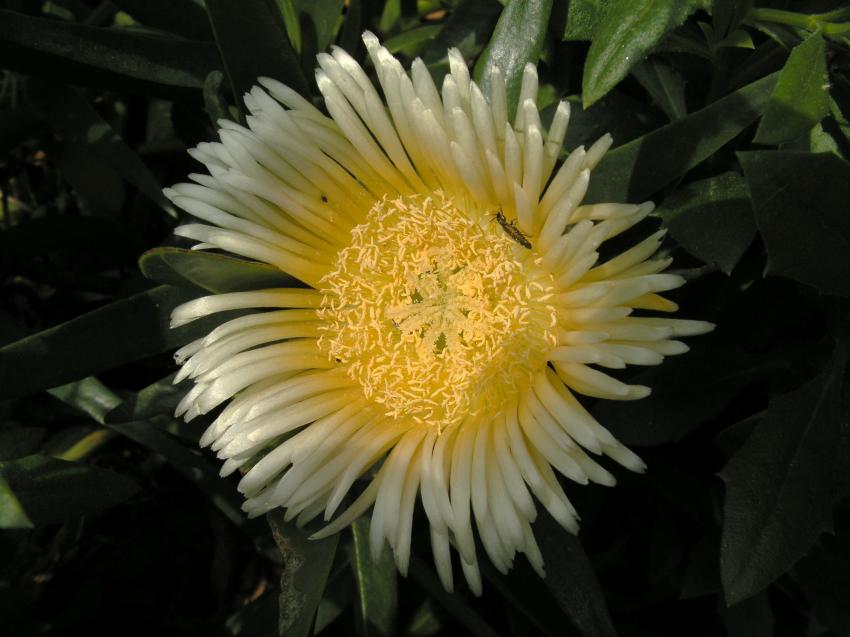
<box><xmin>167</xmin><ymin>32</ymin><xmax>713</xmax><ymax>594</ymax></box>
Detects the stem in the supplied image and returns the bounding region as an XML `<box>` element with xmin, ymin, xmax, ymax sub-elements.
<box><xmin>747</xmin><ymin>8</ymin><xmax>816</xmax><ymax>30</ymax></box>
<box><xmin>56</xmin><ymin>429</ymin><xmax>116</xmax><ymax>462</ymax></box>
<box><xmin>746</xmin><ymin>7</ymin><xmax>850</xmax><ymax>37</ymax></box>
<box><xmin>824</xmin><ymin>21</ymin><xmax>850</xmax><ymax>36</ymax></box>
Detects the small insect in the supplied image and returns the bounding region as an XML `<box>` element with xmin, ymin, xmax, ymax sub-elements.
<box><xmin>493</xmin><ymin>210</ymin><xmax>532</xmax><ymax>249</ymax></box>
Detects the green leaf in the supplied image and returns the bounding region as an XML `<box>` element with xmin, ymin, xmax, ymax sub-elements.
<box><xmin>753</xmin><ymin>32</ymin><xmax>830</xmax><ymax>145</ymax></box>
<box><xmin>268</xmin><ymin>511</ymin><xmax>340</xmax><ymax>637</ymax></box>
<box><xmin>0</xmin><ymin>285</ymin><xmax>231</xmax><ymax>401</ymax></box>
<box><xmin>206</xmin><ymin>0</ymin><xmax>310</xmax><ymax>112</ymax></box>
<box><xmin>105</xmin><ymin>373</ymin><xmax>189</xmax><ymax>424</ymax></box>
<box><xmin>27</xmin><ymin>80</ymin><xmax>171</xmax><ymax>213</ymax></box>
<box><xmin>750</xmin><ymin>22</ymin><xmax>798</xmax><ymax>52</ymax></box>
<box><xmin>562</xmin><ymin>0</ymin><xmax>607</xmax><ymax>41</ymax></box>
<box><xmin>739</xmin><ymin>151</ymin><xmax>850</xmax><ymax>298</ymax></box>
<box><xmin>719</xmin><ymin>345</ymin><xmax>848</xmax><ymax>604</ymax></box>
<box><xmin>54</xmin><ymin>429</ymin><xmax>117</xmax><ymax>463</ymax></box>
<box><xmin>280</xmin><ymin>0</ymin><xmax>345</xmax><ymax>56</ymax></box>
<box><xmin>719</xmin><ymin>28</ymin><xmax>754</xmax><ymax>50</ymax></box>
<box><xmin>275</xmin><ymin>0</ymin><xmax>345</xmax><ymax>87</ymax></box>
<box><xmin>339</xmin><ymin>0</ymin><xmax>377</xmax><ymax>56</ymax></box>
<box><xmin>384</xmin><ymin>25</ymin><xmax>442</xmax><ymax>56</ymax></box>
<box><xmin>561</xmin><ymin>90</ymin><xmax>662</xmax><ymax>152</ymax></box>
<box><xmin>314</xmin><ymin>575</ymin><xmax>352</xmax><ymax>634</ymax></box>
<box><xmin>0</xmin><ymin>474</ymin><xmax>33</xmax><ymax>529</ymax></box>
<box><xmin>831</xmin><ymin>73</ymin><xmax>850</xmax><ymax>131</ymax></box>
<box><xmin>474</xmin><ymin>0</ymin><xmax>554</xmax><ymax>122</ymax></box>
<box><xmin>631</xmin><ymin>58</ymin><xmax>687</xmax><ymax>121</ymax></box>
<box><xmin>725</xmin><ymin>38</ymin><xmax>786</xmax><ymax>92</ymax></box>
<box><xmin>0</xmin><ymin>9</ymin><xmax>220</xmax><ymax>97</ymax></box>
<box><xmin>276</xmin><ymin>0</ymin><xmax>303</xmax><ymax>53</ymax></box>
<box><xmin>582</xmin><ymin>0</ymin><xmax>705</xmax><ymax>108</ymax></box>
<box><xmin>406</xmin><ymin>600</ymin><xmax>443</xmax><ymax>636</ymax></box>
<box><xmin>350</xmin><ymin>517</ymin><xmax>398</xmax><ymax>637</ymax></box>
<box><xmin>660</xmin><ymin>28</ymin><xmax>715</xmax><ymax>60</ymax></box>
<box><xmin>535</xmin><ymin>512</ymin><xmax>617</xmax><ymax>637</ymax></box>
<box><xmin>408</xmin><ymin>558</ymin><xmax>501</xmax><ymax>637</ymax></box>
<box><xmin>49</xmin><ymin>377</ymin><xmax>119</xmax><ymax>425</ymax></box>
<box><xmin>433</xmin><ymin>0</ymin><xmax>504</xmax><ymax>57</ymax></box>
<box><xmin>378</xmin><ymin>0</ymin><xmax>420</xmax><ymax>34</ymax></box>
<box><xmin>0</xmin><ymin>454</ymin><xmax>139</xmax><ymax>527</ymax></box>
<box><xmin>314</xmin><ymin>569</ymin><xmax>355</xmax><ymax>635</ymax></box>
<box><xmin>423</xmin><ymin>0</ymin><xmax>503</xmax><ymax>75</ymax></box>
<box><xmin>204</xmin><ymin>70</ymin><xmax>233</xmax><ymax>126</ymax></box>
<box><xmin>585</xmin><ymin>72</ymin><xmax>778</xmax><ymax>203</ymax></box>
<box><xmin>140</xmin><ymin>247</ymin><xmax>298</xmax><ymax>293</ymax></box>
<box><xmin>656</xmin><ymin>172</ymin><xmax>757</xmax><ymax>274</ymax></box>
<box><xmin>109</xmin><ymin>0</ymin><xmax>213</xmax><ymax>41</ymax></box>
<box><xmin>711</xmin><ymin>0</ymin><xmax>753</xmax><ymax>42</ymax></box>
<box><xmin>593</xmin><ymin>343</ymin><xmax>775</xmax><ymax>446</ymax></box>
<box><xmin>809</xmin><ymin>120</ymin><xmax>843</xmax><ymax>156</ymax></box>
<box><xmin>50</xmin><ymin>377</ymin><xmax>248</xmax><ymax>526</ymax></box>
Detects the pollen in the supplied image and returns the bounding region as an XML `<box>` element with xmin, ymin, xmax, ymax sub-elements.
<box><xmin>318</xmin><ymin>191</ymin><xmax>558</xmax><ymax>432</ymax></box>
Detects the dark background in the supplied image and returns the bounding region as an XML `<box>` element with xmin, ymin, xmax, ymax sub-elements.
<box><xmin>1</xmin><ymin>1</ymin><xmax>849</xmax><ymax>635</ymax></box>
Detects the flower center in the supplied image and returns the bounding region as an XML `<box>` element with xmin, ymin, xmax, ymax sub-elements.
<box><xmin>318</xmin><ymin>191</ymin><xmax>558</xmax><ymax>431</ymax></box>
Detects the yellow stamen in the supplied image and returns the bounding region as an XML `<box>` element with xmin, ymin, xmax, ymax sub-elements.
<box><xmin>318</xmin><ymin>191</ymin><xmax>558</xmax><ymax>432</ymax></box>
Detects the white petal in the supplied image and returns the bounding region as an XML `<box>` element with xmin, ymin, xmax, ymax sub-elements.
<box><xmin>448</xmin><ymin>423</ymin><xmax>477</xmax><ymax>566</ymax></box>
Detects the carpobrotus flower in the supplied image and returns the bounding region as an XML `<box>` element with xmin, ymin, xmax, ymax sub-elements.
<box><xmin>168</xmin><ymin>32</ymin><xmax>713</xmax><ymax>594</ymax></box>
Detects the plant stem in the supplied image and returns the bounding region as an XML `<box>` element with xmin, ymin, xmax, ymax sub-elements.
<box><xmin>747</xmin><ymin>8</ymin><xmax>850</xmax><ymax>37</ymax></box>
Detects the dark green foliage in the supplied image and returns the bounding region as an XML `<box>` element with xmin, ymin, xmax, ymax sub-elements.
<box><xmin>720</xmin><ymin>344</ymin><xmax>848</xmax><ymax>604</ymax></box>
<box><xmin>740</xmin><ymin>150</ymin><xmax>850</xmax><ymax>298</ymax></box>
<box><xmin>0</xmin><ymin>8</ymin><xmax>221</xmax><ymax>96</ymax></box>
<box><xmin>350</xmin><ymin>517</ymin><xmax>398</xmax><ymax>637</ymax></box>
<box><xmin>206</xmin><ymin>0</ymin><xmax>310</xmax><ymax>108</ymax></box>
<box><xmin>754</xmin><ymin>32</ymin><xmax>831</xmax><ymax>145</ymax></box>
<box><xmin>422</xmin><ymin>0</ymin><xmax>502</xmax><ymax>74</ymax></box>
<box><xmin>0</xmin><ymin>285</ymin><xmax>234</xmax><ymax>400</ymax></box>
<box><xmin>655</xmin><ymin>172</ymin><xmax>756</xmax><ymax>274</ymax></box>
<box><xmin>585</xmin><ymin>71</ymin><xmax>778</xmax><ymax>202</ymax></box>
<box><xmin>581</xmin><ymin>0</ymin><xmax>706</xmax><ymax>108</ymax></box>
<box><xmin>1</xmin><ymin>1</ymin><xmax>849</xmax><ymax>636</ymax></box>
<box><xmin>0</xmin><ymin>454</ymin><xmax>139</xmax><ymax>528</ymax></box>
<box><xmin>270</xmin><ymin>511</ymin><xmax>341</xmax><ymax>637</ymax></box>
<box><xmin>140</xmin><ymin>247</ymin><xmax>299</xmax><ymax>293</ymax></box>
<box><xmin>474</xmin><ymin>0</ymin><xmax>553</xmax><ymax>121</ymax></box>
<box><xmin>535</xmin><ymin>512</ymin><xmax>617</xmax><ymax>636</ymax></box>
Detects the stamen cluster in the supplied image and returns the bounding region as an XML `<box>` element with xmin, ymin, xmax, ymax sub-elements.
<box><xmin>319</xmin><ymin>191</ymin><xmax>558</xmax><ymax>431</ymax></box>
